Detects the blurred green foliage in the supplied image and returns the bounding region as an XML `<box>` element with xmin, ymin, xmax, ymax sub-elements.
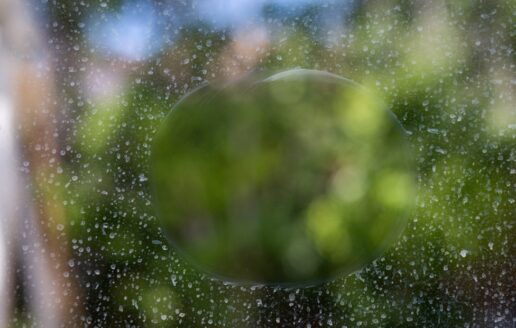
<box><xmin>152</xmin><ymin>70</ymin><xmax>414</xmax><ymax>284</ymax></box>
<box><xmin>35</xmin><ymin>0</ymin><xmax>515</xmax><ymax>326</ymax></box>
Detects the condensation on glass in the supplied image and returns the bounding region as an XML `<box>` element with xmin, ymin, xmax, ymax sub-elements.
<box><xmin>0</xmin><ymin>0</ymin><xmax>513</xmax><ymax>327</ymax></box>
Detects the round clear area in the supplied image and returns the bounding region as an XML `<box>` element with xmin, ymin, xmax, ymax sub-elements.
<box><xmin>151</xmin><ymin>69</ymin><xmax>415</xmax><ymax>285</ymax></box>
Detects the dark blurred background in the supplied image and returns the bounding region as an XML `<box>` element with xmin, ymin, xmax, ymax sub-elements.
<box><xmin>0</xmin><ymin>0</ymin><xmax>513</xmax><ymax>327</ymax></box>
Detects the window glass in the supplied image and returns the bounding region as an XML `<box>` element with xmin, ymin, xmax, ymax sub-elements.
<box><xmin>1</xmin><ymin>0</ymin><xmax>513</xmax><ymax>326</ymax></box>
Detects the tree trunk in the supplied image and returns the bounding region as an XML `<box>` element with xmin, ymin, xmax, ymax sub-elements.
<box><xmin>0</xmin><ymin>0</ymin><xmax>82</xmax><ymax>326</ymax></box>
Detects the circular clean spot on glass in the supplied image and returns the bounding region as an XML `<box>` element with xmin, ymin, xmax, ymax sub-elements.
<box><xmin>151</xmin><ymin>69</ymin><xmax>415</xmax><ymax>285</ymax></box>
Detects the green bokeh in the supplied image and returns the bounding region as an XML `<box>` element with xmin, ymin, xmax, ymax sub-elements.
<box><xmin>151</xmin><ymin>70</ymin><xmax>415</xmax><ymax>284</ymax></box>
<box><xmin>33</xmin><ymin>1</ymin><xmax>514</xmax><ymax>326</ymax></box>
